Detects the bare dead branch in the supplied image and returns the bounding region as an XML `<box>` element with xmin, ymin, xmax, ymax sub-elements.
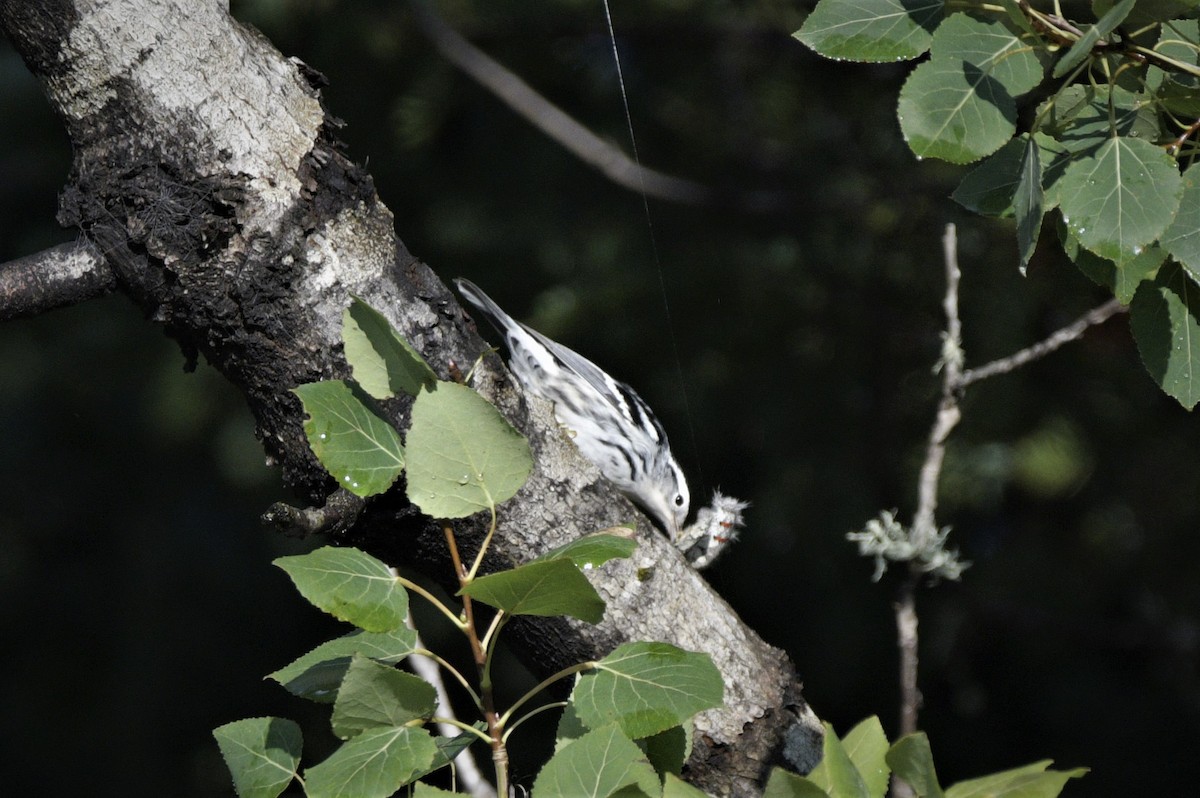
<box><xmin>0</xmin><ymin>240</ymin><xmax>114</xmax><ymax>321</ymax></box>
<box><xmin>888</xmin><ymin>228</ymin><xmax>1125</xmax><ymax>794</ymax></box>
<box><xmin>959</xmin><ymin>298</ymin><xmax>1127</xmax><ymax>388</ymax></box>
<box><xmin>913</xmin><ymin>227</ymin><xmax>965</xmax><ymax>550</ymax></box>
<box><xmin>409</xmin><ymin>0</ymin><xmax>714</xmax><ymax>206</ymax></box>
<box><xmin>262</xmin><ymin>489</ymin><xmax>365</xmax><ymax>537</ymax></box>
<box><xmin>893</xmin><ymin>226</ymin><xmax>967</xmax><ymax>777</ymax></box>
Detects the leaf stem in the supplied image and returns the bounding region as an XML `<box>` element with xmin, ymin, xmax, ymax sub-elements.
<box><xmin>430</xmin><ymin>716</ymin><xmax>494</xmax><ymax>743</ymax></box>
<box><xmin>502</xmin><ymin>701</ymin><xmax>570</xmax><ymax>744</ymax></box>
<box><xmin>414</xmin><ymin>647</ymin><xmax>483</xmax><ymax>708</ymax></box>
<box><xmin>1132</xmin><ymin>45</ymin><xmax>1200</xmax><ymax>79</ymax></box>
<box><xmin>498</xmin><ymin>661</ymin><xmax>596</xmax><ymax>727</ymax></box>
<box><xmin>480</xmin><ymin>610</ymin><xmax>507</xmax><ymax>654</ymax></box>
<box><xmin>395</xmin><ymin>574</ymin><xmax>467</xmax><ymax>630</ymax></box>
<box><xmin>466</xmin><ymin>504</ymin><xmax>498</xmax><ymax>582</ymax></box>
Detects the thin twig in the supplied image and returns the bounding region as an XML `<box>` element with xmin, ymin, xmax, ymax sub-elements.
<box><xmin>912</xmin><ymin>226</ymin><xmax>965</xmax><ymax>550</ymax></box>
<box><xmin>894</xmin><ymin>579</ymin><xmax>920</xmax><ymax>739</ymax></box>
<box><xmin>409</xmin><ymin>0</ymin><xmax>713</xmax><ymax>205</ymax></box>
<box><xmin>893</xmin><ymin>226</ymin><xmax>966</xmax><ymax>796</ymax></box>
<box><xmin>959</xmin><ymin>298</ymin><xmax>1127</xmax><ymax>388</ymax></box>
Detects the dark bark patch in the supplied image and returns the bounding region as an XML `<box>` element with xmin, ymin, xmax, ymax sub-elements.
<box><xmin>0</xmin><ymin>0</ymin><xmax>78</xmax><ymax>81</ymax></box>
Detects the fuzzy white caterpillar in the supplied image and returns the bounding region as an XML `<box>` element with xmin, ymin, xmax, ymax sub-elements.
<box><xmin>678</xmin><ymin>491</ymin><xmax>749</xmax><ymax>569</ymax></box>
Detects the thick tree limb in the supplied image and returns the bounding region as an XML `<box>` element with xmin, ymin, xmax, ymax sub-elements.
<box><xmin>0</xmin><ymin>240</ymin><xmax>114</xmax><ymax>320</ymax></box>
<box><xmin>0</xmin><ymin>1</ymin><xmax>820</xmax><ymax>794</ymax></box>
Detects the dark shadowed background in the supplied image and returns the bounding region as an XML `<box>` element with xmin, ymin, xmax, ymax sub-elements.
<box><xmin>1</xmin><ymin>1</ymin><xmax>1197</xmax><ymax>794</ymax></box>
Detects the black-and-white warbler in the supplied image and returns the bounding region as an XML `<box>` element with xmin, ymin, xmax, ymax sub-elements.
<box><xmin>455</xmin><ymin>278</ymin><xmax>691</xmax><ymax>539</ymax></box>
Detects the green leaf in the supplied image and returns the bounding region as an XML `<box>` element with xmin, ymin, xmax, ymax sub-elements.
<box><xmin>841</xmin><ymin>717</ymin><xmax>891</xmax><ymax>797</ymax></box>
<box><xmin>1074</xmin><ymin>247</ymin><xmax>1164</xmax><ymax>305</ymax></box>
<box><xmin>808</xmin><ymin>722</ymin><xmax>871</xmax><ymax>798</ymax></box>
<box><xmin>268</xmin><ymin>627</ymin><xmax>419</xmax><ymax>703</ymax></box>
<box><xmin>663</xmin><ymin>773</ymin><xmax>711</xmax><ymax>798</ymax></box>
<box><xmin>639</xmin><ymin>725</ymin><xmax>691</xmax><ymax>776</ymax></box>
<box><xmin>793</xmin><ymin>0</ymin><xmax>942</xmax><ymax>63</ymax></box>
<box><xmin>952</xmin><ymin>137</ymin><xmax>1025</xmax><ymax>216</ymax></box>
<box><xmin>1062</xmin><ymin>218</ymin><xmax>1163</xmax><ymax>304</ymax></box>
<box><xmin>1046</xmin><ymin>85</ymin><xmax>1158</xmax><ymax>157</ymax></box>
<box><xmin>554</xmin><ymin>699</ymin><xmax>590</xmax><ymax>751</ymax></box>
<box><xmin>275</xmin><ymin>546</ymin><xmax>408</xmax><ymax>632</ymax></box>
<box><xmin>762</xmin><ymin>768</ymin><xmax>832</xmax><ymax>798</ymax></box>
<box><xmin>930</xmin><ymin>14</ymin><xmax>1044</xmax><ymax>96</ymax></box>
<box><xmin>213</xmin><ymin>717</ymin><xmax>302</xmax><ymax>798</ymax></box>
<box><xmin>1161</xmin><ymin>163</ymin><xmax>1200</xmax><ymax>276</ymax></box>
<box><xmin>343</xmin><ymin>297</ymin><xmax>438</xmax><ymax>399</ymax></box>
<box><xmin>1125</xmin><ymin>2</ymin><xmax>1200</xmax><ymax>31</ymax></box>
<box><xmin>897</xmin><ymin>57</ymin><xmax>1014</xmax><ymax>164</ymax></box>
<box><xmin>1036</xmin><ymin>133</ymin><xmax>1073</xmax><ymax>210</ymax></box>
<box><xmin>1148</xmin><ymin>20</ymin><xmax>1200</xmax><ymax>110</ymax></box>
<box><xmin>405</xmin><ymin>381</ymin><xmax>533</xmax><ymax>518</ymax></box>
<box><xmin>303</xmin><ymin>725</ymin><xmax>439</xmax><ymax>798</ymax></box>
<box><xmin>414</xmin><ymin>783</ymin><xmax>462</xmax><ymax>798</ymax></box>
<box><xmin>572</xmin><ymin>642</ymin><xmax>724</xmax><ymax>740</ymax></box>
<box><xmin>532</xmin><ymin>529</ymin><xmax>638</xmax><ymax>568</ymax></box>
<box><xmin>953</xmin><ymin>134</ymin><xmax>1067</xmax><ymax>216</ymax></box>
<box><xmin>1015</xmin><ymin>135</ymin><xmax>1044</xmax><ymax>274</ymax></box>
<box><xmin>533</xmin><ymin>723</ymin><xmax>661</xmax><ymax>798</ymax></box>
<box><xmin>331</xmin><ymin>655</ymin><xmax>437</xmax><ymax>739</ymax></box>
<box><xmin>945</xmin><ymin>760</ymin><xmax>1088</xmax><ymax>797</ymax></box>
<box><xmin>1058</xmin><ymin>136</ymin><xmax>1183</xmax><ymax>264</ymax></box>
<box><xmin>886</xmin><ymin>733</ymin><xmax>945</xmax><ymax>798</ymax></box>
<box><xmin>294</xmin><ymin>380</ymin><xmax>405</xmax><ymax>497</ymax></box>
<box><xmin>460</xmin><ymin>558</ymin><xmax>605</xmax><ymax>622</ymax></box>
<box><xmin>1131</xmin><ymin>261</ymin><xmax>1200</xmax><ymax>409</ymax></box>
<box><xmin>896</xmin><ymin>12</ymin><xmax>1045</xmax><ymax>164</ymax></box>
<box><xmin>1052</xmin><ymin>0</ymin><xmax>1137</xmax><ymax>78</ymax></box>
<box><xmin>998</xmin><ymin>0</ymin><xmax>1034</xmax><ymax>35</ymax></box>
<box><xmin>419</xmin><ymin>726</ymin><xmax>487</xmax><ymax>781</ymax></box>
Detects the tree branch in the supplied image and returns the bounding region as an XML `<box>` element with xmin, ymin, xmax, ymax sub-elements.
<box><xmin>878</xmin><ymin>226</ymin><xmax>1126</xmax><ymax>798</ymax></box>
<box><xmin>0</xmin><ymin>240</ymin><xmax>114</xmax><ymax>321</ymax></box>
<box><xmin>897</xmin><ymin>225</ymin><xmax>965</xmax><ymax>754</ymax></box>
<box><xmin>959</xmin><ymin>298</ymin><xmax>1127</xmax><ymax>388</ymax></box>
<box><xmin>0</xmin><ymin>2</ymin><xmax>820</xmax><ymax>794</ymax></box>
<box><xmin>262</xmin><ymin>488</ymin><xmax>365</xmax><ymax>537</ymax></box>
<box><xmin>409</xmin><ymin>0</ymin><xmax>714</xmax><ymax>206</ymax></box>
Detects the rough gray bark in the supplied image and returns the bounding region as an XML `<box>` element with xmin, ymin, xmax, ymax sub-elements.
<box><xmin>0</xmin><ymin>1</ymin><xmax>822</xmax><ymax>794</ymax></box>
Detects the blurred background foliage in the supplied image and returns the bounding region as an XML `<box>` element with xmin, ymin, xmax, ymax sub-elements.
<box><xmin>1</xmin><ymin>0</ymin><xmax>1197</xmax><ymax>795</ymax></box>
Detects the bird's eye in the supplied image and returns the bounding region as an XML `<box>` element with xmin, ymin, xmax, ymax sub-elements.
<box><xmin>674</xmin><ymin>494</ymin><xmax>685</xmax><ymax>507</ymax></box>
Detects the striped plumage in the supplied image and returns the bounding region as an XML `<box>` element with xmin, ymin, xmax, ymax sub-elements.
<box><xmin>455</xmin><ymin>278</ymin><xmax>690</xmax><ymax>539</ymax></box>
